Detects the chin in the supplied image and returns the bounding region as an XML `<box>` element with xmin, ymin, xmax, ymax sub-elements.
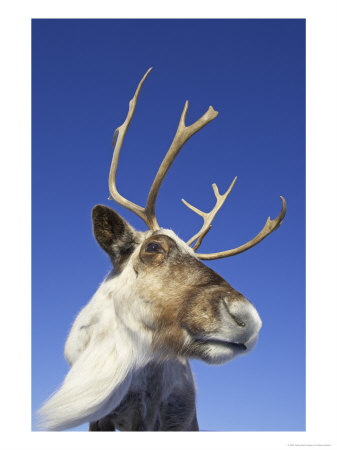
<box><xmin>198</xmin><ymin>334</ymin><xmax>260</xmax><ymax>365</ymax></box>
<box><xmin>198</xmin><ymin>344</ymin><xmax>242</xmax><ymax>365</ymax></box>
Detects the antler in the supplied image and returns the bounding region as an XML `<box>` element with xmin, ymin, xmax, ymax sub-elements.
<box><xmin>108</xmin><ymin>67</ymin><xmax>218</xmax><ymax>230</ymax></box>
<box><xmin>108</xmin><ymin>68</ymin><xmax>154</xmax><ymax>228</ymax></box>
<box><xmin>108</xmin><ymin>67</ymin><xmax>286</xmax><ymax>258</ymax></box>
<box><xmin>184</xmin><ymin>191</ymin><xmax>286</xmax><ymax>259</ymax></box>
<box><xmin>182</xmin><ymin>177</ymin><xmax>237</xmax><ymax>251</ymax></box>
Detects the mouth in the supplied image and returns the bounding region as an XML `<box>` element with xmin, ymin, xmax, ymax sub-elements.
<box><xmin>181</xmin><ymin>323</ymin><xmax>247</xmax><ymax>352</ymax></box>
<box><xmin>193</xmin><ymin>336</ymin><xmax>247</xmax><ymax>351</ymax></box>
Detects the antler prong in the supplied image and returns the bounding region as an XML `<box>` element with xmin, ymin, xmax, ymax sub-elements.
<box><xmin>212</xmin><ymin>183</ymin><xmax>220</xmax><ymax>198</ymax></box>
<box><xmin>179</xmin><ymin>100</ymin><xmax>189</xmax><ymax>130</ymax></box>
<box><xmin>181</xmin><ymin>199</ymin><xmax>206</xmax><ymax>218</ymax></box>
<box><xmin>183</xmin><ymin>176</ymin><xmax>237</xmax><ymax>250</ymax></box>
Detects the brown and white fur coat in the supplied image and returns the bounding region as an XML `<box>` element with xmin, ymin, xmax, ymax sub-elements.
<box><xmin>39</xmin><ymin>205</ymin><xmax>262</xmax><ymax>431</ymax></box>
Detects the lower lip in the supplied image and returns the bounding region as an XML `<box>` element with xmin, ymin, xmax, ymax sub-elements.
<box><xmin>195</xmin><ymin>338</ymin><xmax>247</xmax><ymax>351</ymax></box>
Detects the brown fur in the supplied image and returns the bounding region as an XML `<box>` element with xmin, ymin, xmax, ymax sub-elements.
<box><xmin>134</xmin><ymin>234</ymin><xmax>245</xmax><ymax>358</ymax></box>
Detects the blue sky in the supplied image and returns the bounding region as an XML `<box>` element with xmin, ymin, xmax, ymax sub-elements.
<box><xmin>32</xmin><ymin>19</ymin><xmax>305</xmax><ymax>431</ymax></box>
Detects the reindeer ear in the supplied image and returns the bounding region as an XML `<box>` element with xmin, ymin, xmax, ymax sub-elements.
<box><xmin>92</xmin><ymin>205</ymin><xmax>138</xmax><ymax>270</ymax></box>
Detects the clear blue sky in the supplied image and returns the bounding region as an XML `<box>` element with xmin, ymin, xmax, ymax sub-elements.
<box><xmin>32</xmin><ymin>19</ymin><xmax>305</xmax><ymax>432</ymax></box>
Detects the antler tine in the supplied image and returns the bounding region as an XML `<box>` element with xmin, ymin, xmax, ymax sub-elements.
<box><xmin>108</xmin><ymin>67</ymin><xmax>156</xmax><ymax>229</ymax></box>
<box><xmin>196</xmin><ymin>196</ymin><xmax>287</xmax><ymax>260</ymax></box>
<box><xmin>108</xmin><ymin>68</ymin><xmax>219</xmax><ymax>231</ymax></box>
<box><xmin>182</xmin><ymin>177</ymin><xmax>237</xmax><ymax>251</ymax></box>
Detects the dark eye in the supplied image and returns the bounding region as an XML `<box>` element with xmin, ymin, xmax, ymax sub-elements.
<box><xmin>145</xmin><ymin>242</ymin><xmax>163</xmax><ymax>253</ymax></box>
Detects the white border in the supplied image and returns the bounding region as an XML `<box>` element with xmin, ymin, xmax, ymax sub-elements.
<box><xmin>1</xmin><ymin>1</ymin><xmax>336</xmax><ymax>449</ymax></box>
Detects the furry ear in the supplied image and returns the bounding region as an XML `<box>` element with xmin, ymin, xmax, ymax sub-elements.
<box><xmin>92</xmin><ymin>205</ymin><xmax>139</xmax><ymax>271</ymax></box>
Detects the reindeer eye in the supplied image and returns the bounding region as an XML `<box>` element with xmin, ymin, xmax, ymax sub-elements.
<box><xmin>145</xmin><ymin>242</ymin><xmax>163</xmax><ymax>253</ymax></box>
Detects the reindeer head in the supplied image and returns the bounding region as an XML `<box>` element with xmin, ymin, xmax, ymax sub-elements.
<box><xmin>92</xmin><ymin>68</ymin><xmax>286</xmax><ymax>365</ymax></box>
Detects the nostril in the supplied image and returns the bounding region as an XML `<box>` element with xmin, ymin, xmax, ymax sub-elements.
<box><xmin>223</xmin><ymin>297</ymin><xmax>246</xmax><ymax>327</ymax></box>
<box><xmin>234</xmin><ymin>317</ymin><xmax>246</xmax><ymax>327</ymax></box>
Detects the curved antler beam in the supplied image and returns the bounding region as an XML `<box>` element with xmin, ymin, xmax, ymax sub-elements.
<box><xmin>145</xmin><ymin>101</ymin><xmax>218</xmax><ymax>229</ymax></box>
<box><xmin>108</xmin><ymin>67</ymin><xmax>153</xmax><ymax>228</ymax></box>
<box><xmin>195</xmin><ymin>196</ymin><xmax>286</xmax><ymax>260</ymax></box>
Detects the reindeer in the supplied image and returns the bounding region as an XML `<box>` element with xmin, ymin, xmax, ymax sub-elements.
<box><xmin>39</xmin><ymin>68</ymin><xmax>286</xmax><ymax>431</ymax></box>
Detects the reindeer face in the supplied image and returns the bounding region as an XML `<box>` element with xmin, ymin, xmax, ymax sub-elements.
<box><xmin>93</xmin><ymin>205</ymin><xmax>262</xmax><ymax>365</ymax></box>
